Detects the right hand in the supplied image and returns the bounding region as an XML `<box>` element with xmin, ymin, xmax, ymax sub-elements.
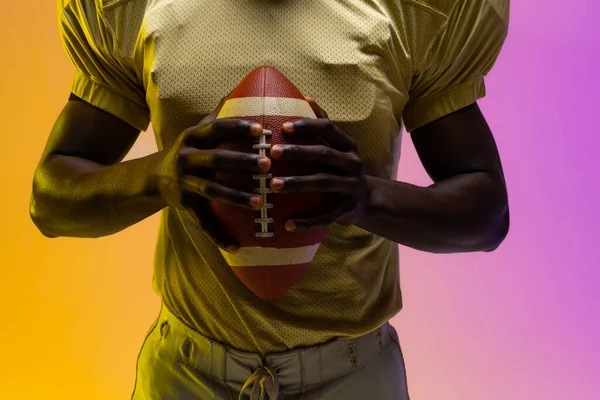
<box><xmin>154</xmin><ymin>96</ymin><xmax>271</xmax><ymax>253</ymax></box>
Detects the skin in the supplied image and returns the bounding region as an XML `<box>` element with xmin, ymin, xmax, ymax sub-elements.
<box><xmin>30</xmin><ymin>93</ymin><xmax>509</xmax><ymax>254</ymax></box>
<box><xmin>276</xmin><ymin>97</ymin><xmax>509</xmax><ymax>253</ymax></box>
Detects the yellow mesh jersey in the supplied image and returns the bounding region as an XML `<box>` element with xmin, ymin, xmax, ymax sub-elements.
<box><xmin>58</xmin><ymin>0</ymin><xmax>508</xmax><ymax>354</ymax></box>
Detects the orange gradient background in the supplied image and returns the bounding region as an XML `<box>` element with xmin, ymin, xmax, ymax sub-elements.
<box><xmin>1</xmin><ymin>2</ymin><xmax>161</xmax><ymax>398</ymax></box>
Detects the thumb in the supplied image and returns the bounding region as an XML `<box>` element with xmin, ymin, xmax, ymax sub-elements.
<box><xmin>304</xmin><ymin>96</ymin><xmax>328</xmax><ymax>119</ymax></box>
<box><xmin>195</xmin><ymin>201</ymin><xmax>239</xmax><ymax>254</ymax></box>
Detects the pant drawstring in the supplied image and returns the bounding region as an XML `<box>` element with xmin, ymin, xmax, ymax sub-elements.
<box><xmin>239</xmin><ymin>365</ymin><xmax>280</xmax><ymax>400</ymax></box>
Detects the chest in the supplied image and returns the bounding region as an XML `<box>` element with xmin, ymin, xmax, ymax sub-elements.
<box><xmin>144</xmin><ymin>2</ymin><xmax>396</xmax><ymax>110</ymax></box>
<box><xmin>140</xmin><ymin>0</ymin><xmax>406</xmax><ymax>177</ymax></box>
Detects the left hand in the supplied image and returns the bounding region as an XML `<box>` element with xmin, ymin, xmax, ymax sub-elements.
<box><xmin>269</xmin><ymin>96</ymin><xmax>370</xmax><ymax>232</ymax></box>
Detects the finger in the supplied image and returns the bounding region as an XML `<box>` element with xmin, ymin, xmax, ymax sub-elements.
<box><xmin>197</xmin><ymin>205</ymin><xmax>239</xmax><ymax>253</ymax></box>
<box><xmin>186</xmin><ymin>118</ymin><xmax>264</xmax><ymax>148</ymax></box>
<box><xmin>182</xmin><ymin>148</ymin><xmax>271</xmax><ymax>173</ymax></box>
<box><xmin>304</xmin><ymin>96</ymin><xmax>328</xmax><ymax>119</ymax></box>
<box><xmin>185</xmin><ymin>195</ymin><xmax>239</xmax><ymax>253</ymax></box>
<box><xmin>270</xmin><ymin>174</ymin><xmax>358</xmax><ymax>194</ymax></box>
<box><xmin>180</xmin><ymin>175</ymin><xmax>263</xmax><ymax>211</ymax></box>
<box><xmin>286</xmin><ymin>202</ymin><xmax>355</xmax><ymax>232</ymax></box>
<box><xmin>270</xmin><ymin>144</ymin><xmax>361</xmax><ymax>173</ymax></box>
<box><xmin>282</xmin><ymin>118</ymin><xmax>357</xmax><ymax>152</ymax></box>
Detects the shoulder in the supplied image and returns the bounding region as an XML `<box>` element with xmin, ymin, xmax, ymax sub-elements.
<box><xmin>60</xmin><ymin>0</ymin><xmax>148</xmax><ymax>34</ymax></box>
<box><xmin>399</xmin><ymin>0</ymin><xmax>509</xmax><ymax>22</ymax></box>
<box><xmin>96</xmin><ymin>0</ymin><xmax>145</xmax><ymax>9</ymax></box>
<box><xmin>92</xmin><ymin>0</ymin><xmax>149</xmax><ymax>21</ymax></box>
<box><xmin>394</xmin><ymin>0</ymin><xmax>508</xmax><ymax>49</ymax></box>
<box><xmin>398</xmin><ymin>0</ymin><xmax>456</xmax><ymax>16</ymax></box>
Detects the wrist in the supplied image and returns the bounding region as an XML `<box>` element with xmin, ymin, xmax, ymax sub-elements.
<box><xmin>146</xmin><ymin>150</ymin><xmax>181</xmax><ymax>211</ymax></box>
<box><xmin>143</xmin><ymin>150</ymin><xmax>170</xmax><ymax>202</ymax></box>
<box><xmin>361</xmin><ymin>175</ymin><xmax>386</xmax><ymax>218</ymax></box>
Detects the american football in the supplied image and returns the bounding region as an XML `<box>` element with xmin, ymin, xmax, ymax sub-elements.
<box><xmin>209</xmin><ymin>66</ymin><xmax>329</xmax><ymax>300</ymax></box>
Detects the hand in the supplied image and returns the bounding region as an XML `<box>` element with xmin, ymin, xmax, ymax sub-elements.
<box><xmin>154</xmin><ymin>95</ymin><xmax>271</xmax><ymax>253</ymax></box>
<box><xmin>269</xmin><ymin>97</ymin><xmax>370</xmax><ymax>232</ymax></box>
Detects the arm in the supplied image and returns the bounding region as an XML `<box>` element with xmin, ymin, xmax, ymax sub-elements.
<box><xmin>356</xmin><ymin>103</ymin><xmax>509</xmax><ymax>253</ymax></box>
<box><xmin>354</xmin><ymin>0</ymin><xmax>510</xmax><ymax>252</ymax></box>
<box><xmin>29</xmin><ymin>96</ymin><xmax>167</xmax><ymax>238</ymax></box>
<box><xmin>266</xmin><ymin>1</ymin><xmax>509</xmax><ymax>253</ymax></box>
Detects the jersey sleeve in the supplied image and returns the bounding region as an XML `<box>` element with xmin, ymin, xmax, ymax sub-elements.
<box><xmin>402</xmin><ymin>0</ymin><xmax>509</xmax><ymax>133</ymax></box>
<box><xmin>58</xmin><ymin>0</ymin><xmax>150</xmax><ymax>131</ymax></box>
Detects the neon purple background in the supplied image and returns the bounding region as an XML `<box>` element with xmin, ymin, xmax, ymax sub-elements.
<box><xmin>391</xmin><ymin>2</ymin><xmax>600</xmax><ymax>399</ymax></box>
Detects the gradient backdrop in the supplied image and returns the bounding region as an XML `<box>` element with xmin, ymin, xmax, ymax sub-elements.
<box><xmin>1</xmin><ymin>1</ymin><xmax>598</xmax><ymax>399</ymax></box>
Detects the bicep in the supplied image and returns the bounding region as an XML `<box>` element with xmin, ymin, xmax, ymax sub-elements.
<box><xmin>410</xmin><ymin>103</ymin><xmax>506</xmax><ymax>184</ymax></box>
<box><xmin>40</xmin><ymin>94</ymin><xmax>141</xmax><ymax>167</ymax></box>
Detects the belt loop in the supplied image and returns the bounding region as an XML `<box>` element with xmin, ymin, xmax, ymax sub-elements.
<box><xmin>299</xmin><ymin>350</ymin><xmax>306</xmax><ymax>395</ymax></box>
<box><xmin>318</xmin><ymin>346</ymin><xmax>324</xmax><ymax>382</ymax></box>
<box><xmin>221</xmin><ymin>345</ymin><xmax>229</xmax><ymax>382</ymax></box>
<box><xmin>181</xmin><ymin>337</ymin><xmax>194</xmax><ymax>360</ymax></box>
<box><xmin>348</xmin><ymin>343</ymin><xmax>358</xmax><ymax>366</ymax></box>
<box><xmin>160</xmin><ymin>320</ymin><xmax>170</xmax><ymax>338</ymax></box>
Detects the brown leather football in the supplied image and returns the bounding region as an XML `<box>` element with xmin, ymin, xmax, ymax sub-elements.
<box><xmin>210</xmin><ymin>66</ymin><xmax>328</xmax><ymax>300</ymax></box>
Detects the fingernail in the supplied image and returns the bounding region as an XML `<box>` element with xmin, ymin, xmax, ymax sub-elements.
<box><xmin>271</xmin><ymin>145</ymin><xmax>283</xmax><ymax>158</ymax></box>
<box><xmin>282</xmin><ymin>122</ymin><xmax>294</xmax><ymax>133</ymax></box>
<box><xmin>271</xmin><ymin>178</ymin><xmax>284</xmax><ymax>191</ymax></box>
<box><xmin>251</xmin><ymin>123</ymin><xmax>263</xmax><ymax>136</ymax></box>
<box><xmin>285</xmin><ymin>221</ymin><xmax>296</xmax><ymax>231</ymax></box>
<box><xmin>227</xmin><ymin>245</ymin><xmax>239</xmax><ymax>254</ymax></box>
<box><xmin>258</xmin><ymin>157</ymin><xmax>271</xmax><ymax>171</ymax></box>
<box><xmin>250</xmin><ymin>196</ymin><xmax>263</xmax><ymax>209</ymax></box>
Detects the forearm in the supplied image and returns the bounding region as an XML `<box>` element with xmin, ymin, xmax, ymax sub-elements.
<box><xmin>30</xmin><ymin>152</ymin><xmax>167</xmax><ymax>238</ymax></box>
<box><xmin>356</xmin><ymin>173</ymin><xmax>509</xmax><ymax>253</ymax></box>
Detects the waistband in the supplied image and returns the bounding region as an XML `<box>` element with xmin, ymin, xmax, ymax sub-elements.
<box><xmin>155</xmin><ymin>303</ymin><xmax>396</xmax><ymax>399</ymax></box>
